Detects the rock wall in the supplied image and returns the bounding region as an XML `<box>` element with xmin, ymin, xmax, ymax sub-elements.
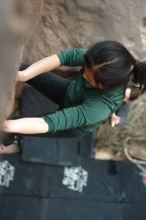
<box><xmin>23</xmin><ymin>0</ymin><xmax>146</xmax><ymax>63</ymax></box>
<box><xmin>0</xmin><ymin>0</ymin><xmax>43</xmax><ymax>128</ymax></box>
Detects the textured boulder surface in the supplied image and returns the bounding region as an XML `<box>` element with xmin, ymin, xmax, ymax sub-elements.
<box><xmin>23</xmin><ymin>0</ymin><xmax>146</xmax><ymax>63</ymax></box>
<box><xmin>0</xmin><ymin>0</ymin><xmax>43</xmax><ymax>127</ymax></box>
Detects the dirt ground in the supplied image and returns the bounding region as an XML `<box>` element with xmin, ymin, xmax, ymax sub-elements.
<box><xmin>95</xmin><ymin>93</ymin><xmax>146</xmax><ymax>161</ymax></box>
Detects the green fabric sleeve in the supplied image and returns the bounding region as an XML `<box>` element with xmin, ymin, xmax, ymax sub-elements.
<box><xmin>42</xmin><ymin>98</ymin><xmax>112</xmax><ymax>133</ymax></box>
<box><xmin>57</xmin><ymin>48</ymin><xmax>87</xmax><ymax>66</ymax></box>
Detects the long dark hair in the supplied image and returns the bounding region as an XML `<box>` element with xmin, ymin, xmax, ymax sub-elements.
<box><xmin>84</xmin><ymin>41</ymin><xmax>146</xmax><ymax>92</ymax></box>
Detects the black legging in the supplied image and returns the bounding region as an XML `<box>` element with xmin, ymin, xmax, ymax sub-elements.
<box><xmin>20</xmin><ymin>63</ymin><xmax>70</xmax><ymax>108</ymax></box>
<box><xmin>20</xmin><ymin>64</ymin><xmax>85</xmax><ymax>138</ymax></box>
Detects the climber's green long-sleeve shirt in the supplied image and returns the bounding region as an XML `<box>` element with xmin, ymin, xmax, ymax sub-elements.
<box><xmin>42</xmin><ymin>48</ymin><xmax>125</xmax><ymax>135</ymax></box>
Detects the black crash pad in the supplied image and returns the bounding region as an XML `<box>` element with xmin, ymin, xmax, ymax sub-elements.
<box><xmin>0</xmin><ymin>155</ymin><xmax>146</xmax><ymax>220</ymax></box>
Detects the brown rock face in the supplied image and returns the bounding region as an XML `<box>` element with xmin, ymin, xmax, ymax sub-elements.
<box><xmin>0</xmin><ymin>0</ymin><xmax>43</xmax><ymax>128</ymax></box>
<box><xmin>24</xmin><ymin>0</ymin><xmax>146</xmax><ymax>63</ymax></box>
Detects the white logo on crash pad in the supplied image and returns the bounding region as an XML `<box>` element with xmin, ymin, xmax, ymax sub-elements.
<box><xmin>62</xmin><ymin>166</ymin><xmax>88</xmax><ymax>192</ymax></box>
<box><xmin>0</xmin><ymin>160</ymin><xmax>15</xmax><ymax>187</ymax></box>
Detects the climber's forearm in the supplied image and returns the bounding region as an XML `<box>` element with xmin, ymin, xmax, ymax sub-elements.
<box><xmin>18</xmin><ymin>54</ymin><xmax>61</xmax><ymax>82</ymax></box>
<box><xmin>2</xmin><ymin>118</ymin><xmax>48</xmax><ymax>134</ymax></box>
